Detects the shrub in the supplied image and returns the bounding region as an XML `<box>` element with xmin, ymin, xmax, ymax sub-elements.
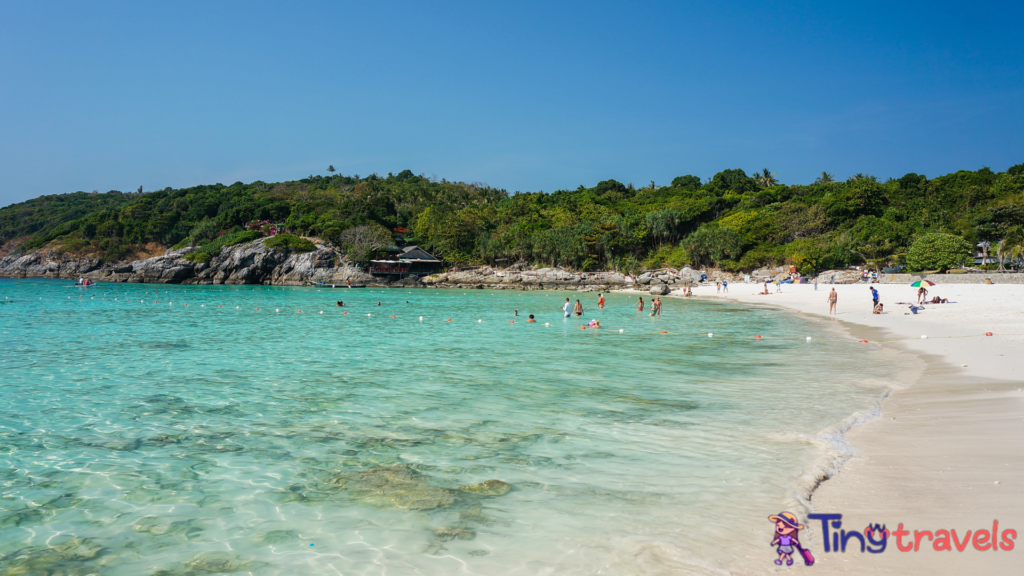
<box><xmin>906</xmin><ymin>233</ymin><xmax>973</xmax><ymax>272</ymax></box>
<box><xmin>264</xmin><ymin>233</ymin><xmax>316</xmax><ymax>252</ymax></box>
<box><xmin>185</xmin><ymin>252</ymin><xmax>213</xmax><ymax>263</ymax></box>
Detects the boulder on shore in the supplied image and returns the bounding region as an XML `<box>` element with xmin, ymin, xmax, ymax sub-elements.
<box><xmin>650</xmin><ymin>283</ymin><xmax>671</xmax><ymax>295</ymax></box>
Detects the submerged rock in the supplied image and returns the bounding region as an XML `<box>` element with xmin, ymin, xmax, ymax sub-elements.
<box><xmin>331</xmin><ymin>465</ymin><xmax>458</xmax><ymax>510</ymax></box>
<box><xmin>434</xmin><ymin>526</ymin><xmax>476</xmax><ymax>541</ymax></box>
<box><xmin>458</xmin><ymin>479</ymin><xmax>511</xmax><ymax>496</ymax></box>
<box><xmin>184</xmin><ymin>551</ymin><xmax>266</xmax><ymax>573</ymax></box>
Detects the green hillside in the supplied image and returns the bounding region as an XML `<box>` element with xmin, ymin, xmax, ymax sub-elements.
<box><xmin>2</xmin><ymin>165</ymin><xmax>1023</xmax><ymax>274</ymax></box>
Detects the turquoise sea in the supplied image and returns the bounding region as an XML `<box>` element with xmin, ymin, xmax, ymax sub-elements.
<box><xmin>0</xmin><ymin>279</ymin><xmax>905</xmax><ymax>575</ymax></box>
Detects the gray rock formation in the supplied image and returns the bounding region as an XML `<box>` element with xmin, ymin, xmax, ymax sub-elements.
<box><xmin>0</xmin><ymin>239</ymin><xmax>375</xmax><ymax>286</ymax></box>
<box><xmin>649</xmin><ymin>283</ymin><xmax>671</xmax><ymax>295</ymax></box>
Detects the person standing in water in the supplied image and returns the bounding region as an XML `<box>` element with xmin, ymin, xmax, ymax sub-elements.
<box><xmin>649</xmin><ymin>297</ymin><xmax>662</xmax><ymax>316</ymax></box>
<box><xmin>828</xmin><ymin>288</ymin><xmax>838</xmax><ymax>315</ymax></box>
<box><xmin>598</xmin><ymin>294</ymin><xmax>605</xmax><ymax>309</ymax></box>
<box><xmin>635</xmin><ymin>296</ymin><xmax>644</xmax><ymax>311</ymax></box>
<box><xmin>573</xmin><ymin>299</ymin><xmax>583</xmax><ymax>316</ymax></box>
<box><xmin>563</xmin><ymin>298</ymin><xmax>572</xmax><ymax>318</ymax></box>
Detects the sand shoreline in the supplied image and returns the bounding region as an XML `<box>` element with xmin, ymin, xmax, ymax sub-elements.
<box><xmin>618</xmin><ymin>283</ymin><xmax>1024</xmax><ymax>574</ymax></box>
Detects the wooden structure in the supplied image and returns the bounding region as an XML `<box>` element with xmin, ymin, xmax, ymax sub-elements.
<box><xmin>369</xmin><ymin>246</ymin><xmax>444</xmax><ymax>280</ymax></box>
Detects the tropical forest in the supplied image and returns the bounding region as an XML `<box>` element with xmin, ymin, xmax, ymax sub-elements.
<box><xmin>2</xmin><ymin>164</ymin><xmax>1023</xmax><ymax>275</ymax></box>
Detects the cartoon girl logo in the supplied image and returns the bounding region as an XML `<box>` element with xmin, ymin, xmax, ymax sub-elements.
<box><xmin>769</xmin><ymin>512</ymin><xmax>815</xmax><ymax>566</ymax></box>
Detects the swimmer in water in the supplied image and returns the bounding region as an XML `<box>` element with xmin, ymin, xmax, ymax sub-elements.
<box><xmin>336</xmin><ymin>301</ymin><xmax>344</xmax><ymax>307</ymax></box>
<box><xmin>527</xmin><ymin>314</ymin><xmax>536</xmax><ymax>323</ymax></box>
<box><xmin>636</xmin><ymin>296</ymin><xmax>644</xmax><ymax>311</ymax></box>
<box><xmin>377</xmin><ymin>302</ymin><xmax>381</xmax><ymax>306</ymax></box>
<box><xmin>598</xmin><ymin>293</ymin><xmax>605</xmax><ymax>309</ymax></box>
<box><xmin>514</xmin><ymin>310</ymin><xmax>518</xmax><ymax>316</ymax></box>
<box><xmin>574</xmin><ymin>299</ymin><xmax>583</xmax><ymax>316</ymax></box>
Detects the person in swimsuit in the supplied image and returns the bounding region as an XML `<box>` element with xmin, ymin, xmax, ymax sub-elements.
<box><xmin>573</xmin><ymin>299</ymin><xmax>583</xmax><ymax>316</ymax></box>
<box><xmin>598</xmin><ymin>294</ymin><xmax>605</xmax><ymax>309</ymax></box>
<box><xmin>527</xmin><ymin>314</ymin><xmax>536</xmax><ymax>323</ymax></box>
<box><xmin>769</xmin><ymin>512</ymin><xmax>805</xmax><ymax>566</ymax></box>
<box><xmin>336</xmin><ymin>301</ymin><xmax>344</xmax><ymax>307</ymax></box>
<box><xmin>828</xmin><ymin>288</ymin><xmax>837</xmax><ymax>315</ymax></box>
<box><xmin>635</xmin><ymin>296</ymin><xmax>644</xmax><ymax>311</ymax></box>
<box><xmin>649</xmin><ymin>297</ymin><xmax>662</xmax><ymax>316</ymax></box>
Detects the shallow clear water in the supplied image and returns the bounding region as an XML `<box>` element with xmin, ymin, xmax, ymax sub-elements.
<box><xmin>0</xmin><ymin>279</ymin><xmax>904</xmax><ymax>575</ymax></box>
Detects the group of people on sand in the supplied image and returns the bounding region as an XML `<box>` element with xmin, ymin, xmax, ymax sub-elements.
<box><xmin>822</xmin><ymin>285</ymin><xmax>950</xmax><ymax>316</ymax></box>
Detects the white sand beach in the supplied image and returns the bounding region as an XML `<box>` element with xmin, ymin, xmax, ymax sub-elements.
<box><xmin>644</xmin><ymin>282</ymin><xmax>1024</xmax><ymax>574</ymax></box>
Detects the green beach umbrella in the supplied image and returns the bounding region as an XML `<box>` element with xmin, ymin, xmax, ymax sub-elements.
<box><xmin>910</xmin><ymin>280</ymin><xmax>936</xmax><ymax>287</ymax></box>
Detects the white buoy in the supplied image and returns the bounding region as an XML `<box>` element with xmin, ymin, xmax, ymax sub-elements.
<box><xmin>419</xmin><ymin>316</ymin><xmax>423</xmax><ymax>321</ymax></box>
<box><xmin>806</xmin><ymin>336</ymin><xmax>812</xmax><ymax>341</ymax></box>
<box><xmin>619</xmin><ymin>329</ymin><xmax>624</xmax><ymax>333</ymax></box>
<box><xmin>275</xmin><ymin>309</ymin><xmax>280</xmax><ymax>312</ymax></box>
<box><xmin>367</xmin><ymin>313</ymin><xmax>372</xmax><ymax>316</ymax></box>
<box><xmin>708</xmin><ymin>333</ymin><xmax>713</xmax><ymax>337</ymax></box>
<box><xmin>544</xmin><ymin>323</ymin><xmax>550</xmax><ymax>326</ymax></box>
<box><xmin>921</xmin><ymin>335</ymin><xmax>928</xmax><ymax>339</ymax></box>
<box><xmin>319</xmin><ymin>311</ymin><xmax>324</xmax><ymax>314</ymax></box>
<box><xmin>478</xmin><ymin>319</ymin><xmax>483</xmax><ymax>322</ymax></box>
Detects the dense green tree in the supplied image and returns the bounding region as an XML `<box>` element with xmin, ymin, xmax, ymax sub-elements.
<box><xmin>670</xmin><ymin>175</ymin><xmax>702</xmax><ymax>189</ymax></box>
<box><xmin>906</xmin><ymin>233</ymin><xmax>974</xmax><ymax>272</ymax></box>
<box><xmin>681</xmin><ymin>224</ymin><xmax>741</xmax><ymax>267</ymax></box>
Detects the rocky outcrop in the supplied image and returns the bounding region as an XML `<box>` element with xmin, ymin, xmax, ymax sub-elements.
<box><xmin>0</xmin><ymin>251</ymin><xmax>104</xmax><ymax>279</ymax></box>
<box><xmin>422</xmin><ymin>267</ymin><xmax>628</xmax><ymax>291</ymax></box>
<box><xmin>0</xmin><ymin>239</ymin><xmax>375</xmax><ymax>286</ymax></box>
<box><xmin>649</xmin><ymin>283</ymin><xmax>671</xmax><ymax>295</ymax></box>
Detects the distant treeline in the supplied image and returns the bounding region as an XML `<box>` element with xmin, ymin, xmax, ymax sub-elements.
<box><xmin>2</xmin><ymin>165</ymin><xmax>1023</xmax><ymax>274</ymax></box>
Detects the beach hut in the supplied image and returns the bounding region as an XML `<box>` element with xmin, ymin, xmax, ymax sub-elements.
<box><xmin>370</xmin><ymin>246</ymin><xmax>444</xmax><ymax>280</ymax></box>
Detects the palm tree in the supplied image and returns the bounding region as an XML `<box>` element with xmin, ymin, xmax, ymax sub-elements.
<box><xmin>847</xmin><ymin>173</ymin><xmax>877</xmax><ymax>182</ymax></box>
<box><xmin>327</xmin><ymin>165</ymin><xmax>336</xmax><ymax>175</ymax></box>
<box><xmin>756</xmin><ymin>168</ymin><xmax>778</xmax><ymax>188</ymax></box>
<box><xmin>815</xmin><ymin>172</ymin><xmax>835</xmax><ymax>184</ymax></box>
<box><xmin>998</xmin><ymin>227</ymin><xmax>1024</xmax><ymax>271</ymax></box>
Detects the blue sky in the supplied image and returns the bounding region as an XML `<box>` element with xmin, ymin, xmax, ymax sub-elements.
<box><xmin>1</xmin><ymin>1</ymin><xmax>1021</xmax><ymax>205</ymax></box>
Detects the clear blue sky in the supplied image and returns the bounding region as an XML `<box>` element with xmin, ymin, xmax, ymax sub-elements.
<box><xmin>1</xmin><ymin>1</ymin><xmax>1022</xmax><ymax>206</ymax></box>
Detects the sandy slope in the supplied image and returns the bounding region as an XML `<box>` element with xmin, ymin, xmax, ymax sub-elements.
<box><xmin>643</xmin><ymin>282</ymin><xmax>1024</xmax><ymax>574</ymax></box>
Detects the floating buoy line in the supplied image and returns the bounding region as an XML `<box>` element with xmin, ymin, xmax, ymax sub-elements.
<box><xmin>10</xmin><ymin>288</ymin><xmax>1009</xmax><ymax>345</ymax></box>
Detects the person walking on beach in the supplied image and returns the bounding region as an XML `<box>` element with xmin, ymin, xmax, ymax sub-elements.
<box><xmin>814</xmin><ymin>278</ymin><xmax>818</xmax><ymax>291</ymax></box>
<box><xmin>716</xmin><ymin>281</ymin><xmax>721</xmax><ymax>294</ymax></box>
<box><xmin>722</xmin><ymin>280</ymin><xmax>728</xmax><ymax>293</ymax></box>
<box><xmin>828</xmin><ymin>288</ymin><xmax>837</xmax><ymax>315</ymax></box>
<box><xmin>635</xmin><ymin>296</ymin><xmax>644</xmax><ymax>311</ymax></box>
<box><xmin>917</xmin><ymin>286</ymin><xmax>928</xmax><ymax>304</ymax></box>
<box><xmin>574</xmin><ymin>299</ymin><xmax>584</xmax><ymax>316</ymax></box>
<box><xmin>563</xmin><ymin>297</ymin><xmax>572</xmax><ymax>318</ymax></box>
<box><xmin>598</xmin><ymin>293</ymin><xmax>605</xmax><ymax>309</ymax></box>
<box><xmin>870</xmin><ymin>286</ymin><xmax>879</xmax><ymax>310</ymax></box>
